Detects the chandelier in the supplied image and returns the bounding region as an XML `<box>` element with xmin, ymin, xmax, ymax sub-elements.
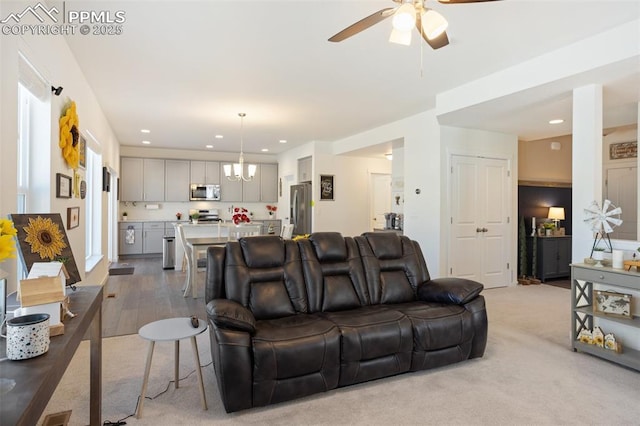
<box><xmin>223</xmin><ymin>112</ymin><xmax>256</xmax><ymax>182</ymax></box>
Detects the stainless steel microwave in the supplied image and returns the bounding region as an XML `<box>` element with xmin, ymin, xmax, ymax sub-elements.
<box><xmin>190</xmin><ymin>184</ymin><xmax>221</xmax><ymax>201</ymax></box>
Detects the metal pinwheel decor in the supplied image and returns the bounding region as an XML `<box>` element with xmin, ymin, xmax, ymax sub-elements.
<box><xmin>583</xmin><ymin>199</ymin><xmax>623</xmax><ymax>256</ymax></box>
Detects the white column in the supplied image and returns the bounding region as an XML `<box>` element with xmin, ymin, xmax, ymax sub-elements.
<box><xmin>572</xmin><ymin>84</ymin><xmax>603</xmax><ymax>261</ymax></box>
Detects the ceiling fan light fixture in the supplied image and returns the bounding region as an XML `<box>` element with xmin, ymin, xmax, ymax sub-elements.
<box><xmin>392</xmin><ymin>3</ymin><xmax>416</xmax><ymax>31</ymax></box>
<box><xmin>422</xmin><ymin>9</ymin><xmax>448</xmax><ymax>40</ymax></box>
<box><xmin>389</xmin><ymin>27</ymin><xmax>412</xmax><ymax>45</ymax></box>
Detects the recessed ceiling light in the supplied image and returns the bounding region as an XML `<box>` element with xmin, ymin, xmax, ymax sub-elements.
<box><xmin>215</xmin><ymin>135</ymin><xmax>223</xmax><ymax>139</ymax></box>
<box><xmin>261</xmin><ymin>148</ymin><xmax>269</xmax><ymax>152</ymax></box>
<box><xmin>206</xmin><ymin>145</ymin><xmax>213</xmax><ymax>149</ymax></box>
<box><xmin>142</xmin><ymin>140</ymin><xmax>151</xmax><ymax>145</ymax></box>
<box><xmin>141</xmin><ymin>129</ymin><xmax>150</xmax><ymax>133</ymax></box>
<box><xmin>549</xmin><ymin>119</ymin><xmax>564</xmax><ymax>124</ymax></box>
<box><xmin>279</xmin><ymin>140</ymin><xmax>287</xmax><ymax>144</ymax></box>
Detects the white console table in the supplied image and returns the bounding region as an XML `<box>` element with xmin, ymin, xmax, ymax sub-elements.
<box><xmin>571</xmin><ymin>263</ymin><xmax>640</xmax><ymax>371</ymax></box>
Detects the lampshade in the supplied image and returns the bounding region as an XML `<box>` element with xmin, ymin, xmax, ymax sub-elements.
<box><xmin>389</xmin><ymin>28</ymin><xmax>412</xmax><ymax>46</ymax></box>
<box><xmin>548</xmin><ymin>207</ymin><xmax>565</xmax><ymax>220</ymax></box>
<box><xmin>392</xmin><ymin>3</ymin><xmax>416</xmax><ymax>32</ymax></box>
<box><xmin>421</xmin><ymin>9</ymin><xmax>448</xmax><ymax>40</ymax></box>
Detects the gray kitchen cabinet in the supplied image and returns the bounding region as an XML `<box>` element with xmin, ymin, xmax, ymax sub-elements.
<box><xmin>164</xmin><ymin>222</ymin><xmax>177</xmax><ymax>237</ymax></box>
<box><xmin>119</xmin><ymin>222</ymin><xmax>142</xmax><ymax>255</ymax></box>
<box><xmin>165</xmin><ymin>160</ymin><xmax>190</xmax><ymax>202</ymax></box>
<box><xmin>143</xmin><ymin>158</ymin><xmax>165</xmax><ymax>201</ymax></box>
<box><xmin>120</xmin><ymin>158</ymin><xmax>143</xmax><ymax>201</ymax></box>
<box><xmin>142</xmin><ymin>222</ymin><xmax>164</xmax><ymax>254</ymax></box>
<box><xmin>261</xmin><ymin>163</ymin><xmax>278</xmax><ymax>202</ymax></box>
<box><xmin>120</xmin><ymin>157</ymin><xmax>165</xmax><ymax>201</ymax></box>
<box><xmin>242</xmin><ymin>164</ymin><xmax>261</xmax><ymax>202</ymax></box>
<box><xmin>219</xmin><ymin>162</ymin><xmax>244</xmax><ymax>202</ymax></box>
<box><xmin>190</xmin><ymin>161</ymin><xmax>220</xmax><ymax>184</ymax></box>
<box><xmin>298</xmin><ymin>156</ymin><xmax>312</xmax><ymax>182</ymax></box>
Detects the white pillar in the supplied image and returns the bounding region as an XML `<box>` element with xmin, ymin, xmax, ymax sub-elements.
<box><xmin>572</xmin><ymin>84</ymin><xmax>603</xmax><ymax>261</ymax></box>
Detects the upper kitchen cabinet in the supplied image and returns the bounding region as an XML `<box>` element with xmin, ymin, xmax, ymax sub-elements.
<box><xmin>165</xmin><ymin>160</ymin><xmax>190</xmax><ymax>202</ymax></box>
<box><xmin>120</xmin><ymin>157</ymin><xmax>143</xmax><ymax>201</ymax></box>
<box><xmin>219</xmin><ymin>163</ymin><xmax>277</xmax><ymax>202</ymax></box>
<box><xmin>120</xmin><ymin>157</ymin><xmax>165</xmax><ymax>201</ymax></box>
<box><xmin>298</xmin><ymin>156</ymin><xmax>312</xmax><ymax>183</ymax></box>
<box><xmin>220</xmin><ymin>162</ymin><xmax>243</xmax><ymax>202</ymax></box>
<box><xmin>190</xmin><ymin>161</ymin><xmax>220</xmax><ymax>185</ymax></box>
<box><xmin>261</xmin><ymin>163</ymin><xmax>278</xmax><ymax>202</ymax></box>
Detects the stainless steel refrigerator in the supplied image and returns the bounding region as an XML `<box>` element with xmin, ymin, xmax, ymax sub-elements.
<box><xmin>290</xmin><ymin>183</ymin><xmax>312</xmax><ymax>236</ymax></box>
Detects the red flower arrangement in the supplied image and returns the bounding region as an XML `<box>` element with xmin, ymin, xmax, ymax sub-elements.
<box><xmin>232</xmin><ymin>207</ymin><xmax>251</xmax><ymax>225</ymax></box>
<box><xmin>266</xmin><ymin>205</ymin><xmax>278</xmax><ymax>216</ymax></box>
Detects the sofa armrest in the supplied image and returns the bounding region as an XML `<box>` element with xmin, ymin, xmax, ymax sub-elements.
<box><xmin>417</xmin><ymin>278</ymin><xmax>484</xmax><ymax>305</ymax></box>
<box><xmin>206</xmin><ymin>299</ymin><xmax>256</xmax><ymax>333</ymax></box>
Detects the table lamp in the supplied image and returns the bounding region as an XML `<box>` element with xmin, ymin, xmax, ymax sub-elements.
<box><xmin>548</xmin><ymin>207</ymin><xmax>565</xmax><ymax>228</ymax></box>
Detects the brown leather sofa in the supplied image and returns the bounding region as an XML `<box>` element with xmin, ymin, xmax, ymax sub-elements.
<box><xmin>205</xmin><ymin>232</ymin><xmax>487</xmax><ymax>413</ymax></box>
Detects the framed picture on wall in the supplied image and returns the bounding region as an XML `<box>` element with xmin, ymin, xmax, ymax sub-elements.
<box><xmin>67</xmin><ymin>207</ymin><xmax>80</xmax><ymax>229</ymax></box>
<box><xmin>78</xmin><ymin>134</ymin><xmax>87</xmax><ymax>169</ymax></box>
<box><xmin>56</xmin><ymin>173</ymin><xmax>72</xmax><ymax>198</ymax></box>
<box><xmin>320</xmin><ymin>174</ymin><xmax>334</xmax><ymax>201</ymax></box>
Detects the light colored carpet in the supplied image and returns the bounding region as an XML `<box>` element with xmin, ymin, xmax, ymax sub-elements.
<box><xmin>40</xmin><ymin>285</ymin><xmax>640</xmax><ymax>425</ymax></box>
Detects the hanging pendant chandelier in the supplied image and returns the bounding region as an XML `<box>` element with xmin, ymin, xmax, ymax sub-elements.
<box><xmin>224</xmin><ymin>112</ymin><xmax>257</xmax><ymax>182</ymax></box>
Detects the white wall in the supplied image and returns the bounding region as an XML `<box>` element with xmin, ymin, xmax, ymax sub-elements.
<box><xmin>1</xmin><ymin>30</ymin><xmax>120</xmax><ymax>292</ymax></box>
<box><xmin>277</xmin><ymin>140</ymin><xmax>391</xmax><ymax>237</ymax></box>
<box><xmin>330</xmin><ymin>110</ymin><xmax>444</xmax><ymax>276</ymax></box>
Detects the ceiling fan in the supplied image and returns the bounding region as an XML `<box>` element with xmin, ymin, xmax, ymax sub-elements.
<box><xmin>329</xmin><ymin>0</ymin><xmax>500</xmax><ymax>49</ymax></box>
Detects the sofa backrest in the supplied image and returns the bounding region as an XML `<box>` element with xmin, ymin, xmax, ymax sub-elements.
<box><xmin>223</xmin><ymin>235</ymin><xmax>308</xmax><ymax>320</ymax></box>
<box><xmin>298</xmin><ymin>232</ymin><xmax>370</xmax><ymax>313</ymax></box>
<box><xmin>355</xmin><ymin>232</ymin><xmax>431</xmax><ymax>305</ymax></box>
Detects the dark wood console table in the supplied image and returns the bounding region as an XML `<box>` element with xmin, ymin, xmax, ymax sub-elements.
<box><xmin>0</xmin><ymin>285</ymin><xmax>103</xmax><ymax>425</ymax></box>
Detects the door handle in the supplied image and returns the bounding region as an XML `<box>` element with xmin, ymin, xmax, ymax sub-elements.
<box><xmin>482</xmin><ymin>228</ymin><xmax>488</xmax><ymax>233</ymax></box>
<box><xmin>476</xmin><ymin>228</ymin><xmax>483</xmax><ymax>233</ymax></box>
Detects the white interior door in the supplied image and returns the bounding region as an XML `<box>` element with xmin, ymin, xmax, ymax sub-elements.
<box><xmin>605</xmin><ymin>166</ymin><xmax>637</xmax><ymax>240</ymax></box>
<box><xmin>450</xmin><ymin>155</ymin><xmax>510</xmax><ymax>288</ymax></box>
<box><xmin>370</xmin><ymin>174</ymin><xmax>391</xmax><ymax>230</ymax></box>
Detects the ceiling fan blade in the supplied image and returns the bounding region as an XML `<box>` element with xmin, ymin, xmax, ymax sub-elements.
<box><xmin>415</xmin><ymin>14</ymin><xmax>449</xmax><ymax>49</ymax></box>
<box><xmin>329</xmin><ymin>8</ymin><xmax>396</xmax><ymax>42</ymax></box>
<box><xmin>437</xmin><ymin>0</ymin><xmax>501</xmax><ymax>3</ymax></box>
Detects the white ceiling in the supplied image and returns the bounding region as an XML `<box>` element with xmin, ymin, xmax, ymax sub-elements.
<box><xmin>60</xmin><ymin>0</ymin><xmax>640</xmax><ymax>158</ymax></box>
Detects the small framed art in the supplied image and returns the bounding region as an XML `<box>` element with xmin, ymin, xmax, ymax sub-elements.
<box><xmin>56</xmin><ymin>173</ymin><xmax>72</xmax><ymax>198</ymax></box>
<box><xmin>593</xmin><ymin>290</ymin><xmax>632</xmax><ymax>319</ymax></box>
<box><xmin>78</xmin><ymin>134</ymin><xmax>87</xmax><ymax>169</ymax></box>
<box><xmin>320</xmin><ymin>174</ymin><xmax>334</xmax><ymax>201</ymax></box>
<box><xmin>67</xmin><ymin>207</ymin><xmax>80</xmax><ymax>229</ymax></box>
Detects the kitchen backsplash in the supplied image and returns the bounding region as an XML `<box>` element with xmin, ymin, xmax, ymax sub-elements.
<box><xmin>119</xmin><ymin>201</ymin><xmax>283</xmax><ymax>222</ymax></box>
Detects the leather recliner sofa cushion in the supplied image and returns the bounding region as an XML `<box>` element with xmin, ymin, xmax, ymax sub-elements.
<box><xmin>319</xmin><ymin>306</ymin><xmax>413</xmax><ymax>386</ymax></box>
<box><xmin>252</xmin><ymin>314</ymin><xmax>341</xmax><ymax>407</ymax></box>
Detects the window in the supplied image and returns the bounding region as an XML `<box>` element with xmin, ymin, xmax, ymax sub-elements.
<box><xmin>17</xmin><ymin>53</ymin><xmax>50</xmax><ymax>278</ymax></box>
<box><xmin>85</xmin><ymin>143</ymin><xmax>103</xmax><ymax>271</ymax></box>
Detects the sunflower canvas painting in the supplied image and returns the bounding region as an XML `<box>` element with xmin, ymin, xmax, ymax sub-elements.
<box><xmin>9</xmin><ymin>214</ymin><xmax>81</xmax><ymax>285</ymax></box>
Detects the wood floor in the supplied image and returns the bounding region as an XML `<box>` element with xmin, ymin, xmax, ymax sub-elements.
<box><xmin>102</xmin><ymin>256</ymin><xmax>207</xmax><ymax>337</ymax></box>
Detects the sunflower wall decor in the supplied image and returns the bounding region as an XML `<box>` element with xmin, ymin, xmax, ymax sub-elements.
<box><xmin>9</xmin><ymin>213</ymin><xmax>80</xmax><ymax>285</ymax></box>
<box><xmin>59</xmin><ymin>101</ymin><xmax>80</xmax><ymax>169</ymax></box>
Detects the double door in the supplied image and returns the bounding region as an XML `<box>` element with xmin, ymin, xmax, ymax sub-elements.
<box><xmin>449</xmin><ymin>156</ymin><xmax>510</xmax><ymax>288</ymax></box>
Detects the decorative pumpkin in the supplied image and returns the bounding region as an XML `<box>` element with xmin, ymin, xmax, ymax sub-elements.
<box><xmin>59</xmin><ymin>101</ymin><xmax>80</xmax><ymax>169</ymax></box>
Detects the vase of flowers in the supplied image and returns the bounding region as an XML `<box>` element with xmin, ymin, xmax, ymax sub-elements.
<box><xmin>266</xmin><ymin>205</ymin><xmax>277</xmax><ymax>218</ymax></box>
<box><xmin>232</xmin><ymin>207</ymin><xmax>251</xmax><ymax>225</ymax></box>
